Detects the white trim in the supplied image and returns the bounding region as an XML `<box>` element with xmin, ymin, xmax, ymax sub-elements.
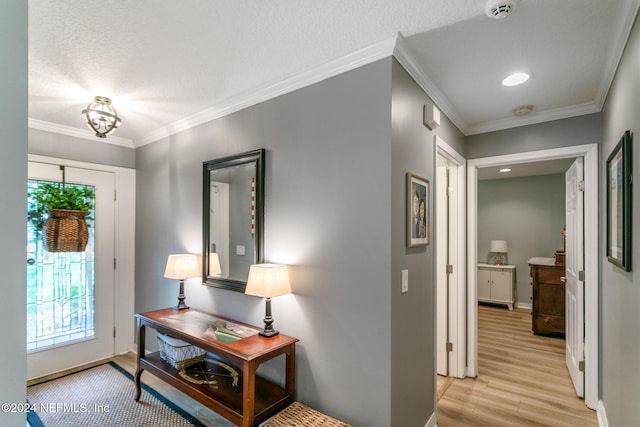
<box><xmin>597</xmin><ymin>400</ymin><xmax>609</xmax><ymax>427</ymax></box>
<box><xmin>393</xmin><ymin>34</ymin><xmax>467</xmax><ymax>135</ymax></box>
<box><xmin>27</xmin><ymin>154</ymin><xmax>136</xmax><ymax>356</ymax></box>
<box><xmin>466</xmin><ymin>103</ymin><xmax>600</xmax><ymax>136</ymax></box>
<box><xmin>435</xmin><ymin>136</ymin><xmax>466</xmax><ymax>381</ymax></box>
<box><xmin>135</xmin><ymin>36</ymin><xmax>398</xmax><ymax>147</ymax></box>
<box><xmin>29</xmin><ymin>118</ymin><xmax>135</xmax><ymax>149</ymax></box>
<box><xmin>515</xmin><ymin>302</ymin><xmax>532</xmax><ymax>310</ymax></box>
<box><xmin>466</xmin><ymin>143</ymin><xmax>598</xmax><ymax>409</ymax></box>
<box><xmin>425</xmin><ymin>410</ymin><xmax>437</xmax><ymax>427</ymax></box>
<box><xmin>594</xmin><ymin>0</ymin><xmax>640</xmax><ymax>110</ymax></box>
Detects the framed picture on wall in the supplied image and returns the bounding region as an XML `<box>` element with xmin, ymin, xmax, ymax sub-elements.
<box><xmin>606</xmin><ymin>130</ymin><xmax>632</xmax><ymax>271</ymax></box>
<box><xmin>407</xmin><ymin>172</ymin><xmax>429</xmax><ymax>248</ymax></box>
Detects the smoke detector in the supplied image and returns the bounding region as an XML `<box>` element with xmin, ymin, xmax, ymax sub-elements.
<box><xmin>512</xmin><ymin>104</ymin><xmax>534</xmax><ymax>117</ymax></box>
<box><xmin>486</xmin><ymin>0</ymin><xmax>517</xmax><ymax>19</ymax></box>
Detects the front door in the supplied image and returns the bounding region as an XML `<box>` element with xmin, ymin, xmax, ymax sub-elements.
<box><xmin>27</xmin><ymin>161</ymin><xmax>115</xmax><ymax>380</ymax></box>
<box><xmin>565</xmin><ymin>157</ymin><xmax>585</xmax><ymax>397</ymax></box>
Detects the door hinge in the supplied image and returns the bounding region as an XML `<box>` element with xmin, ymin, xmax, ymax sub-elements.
<box><xmin>579</xmin><ymin>360</ymin><xmax>585</xmax><ymax>372</ymax></box>
<box><xmin>114</xmin><ymin>189</ymin><xmax>117</xmax><ymax>201</ymax></box>
<box><xmin>114</xmin><ymin>258</ymin><xmax>117</xmax><ymax>270</ymax></box>
<box><xmin>578</xmin><ymin>270</ymin><xmax>585</xmax><ymax>282</ymax></box>
<box><xmin>578</xmin><ymin>180</ymin><xmax>585</xmax><ymax>191</ymax></box>
<box><xmin>446</xmin><ymin>342</ymin><xmax>453</xmax><ymax>352</ymax></box>
<box><xmin>113</xmin><ymin>327</ymin><xmax>117</xmax><ymax>338</ymax></box>
<box><xmin>446</xmin><ymin>264</ymin><xmax>453</xmax><ymax>274</ymax></box>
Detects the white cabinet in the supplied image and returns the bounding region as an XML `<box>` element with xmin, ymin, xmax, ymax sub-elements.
<box><xmin>477</xmin><ymin>264</ymin><xmax>516</xmax><ymax>310</ymax></box>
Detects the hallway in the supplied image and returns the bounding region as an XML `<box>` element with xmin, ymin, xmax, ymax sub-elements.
<box><xmin>437</xmin><ymin>305</ymin><xmax>597</xmax><ymax>426</ymax></box>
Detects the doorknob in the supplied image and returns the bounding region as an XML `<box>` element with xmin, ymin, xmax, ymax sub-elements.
<box><xmin>560</xmin><ymin>276</ymin><xmax>566</xmax><ymax>282</ymax></box>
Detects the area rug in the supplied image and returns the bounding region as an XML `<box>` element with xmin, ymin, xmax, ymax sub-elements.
<box><xmin>27</xmin><ymin>361</ymin><xmax>206</xmax><ymax>427</ymax></box>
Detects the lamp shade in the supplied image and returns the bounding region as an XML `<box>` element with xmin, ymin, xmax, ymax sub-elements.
<box><xmin>164</xmin><ymin>254</ymin><xmax>199</xmax><ymax>280</ymax></box>
<box><xmin>208</xmin><ymin>253</ymin><xmax>222</xmax><ymax>276</ymax></box>
<box><xmin>489</xmin><ymin>240</ymin><xmax>508</xmax><ymax>253</ymax></box>
<box><xmin>245</xmin><ymin>264</ymin><xmax>291</xmax><ymax>298</ymax></box>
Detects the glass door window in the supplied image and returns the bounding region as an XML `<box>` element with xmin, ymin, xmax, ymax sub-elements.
<box><xmin>26</xmin><ymin>180</ymin><xmax>96</xmax><ymax>351</ymax></box>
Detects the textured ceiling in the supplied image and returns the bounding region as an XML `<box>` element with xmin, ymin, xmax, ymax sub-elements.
<box><xmin>28</xmin><ymin>0</ymin><xmax>640</xmax><ymax>147</ymax></box>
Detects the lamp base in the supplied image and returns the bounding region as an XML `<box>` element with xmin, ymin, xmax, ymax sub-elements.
<box><xmin>173</xmin><ymin>302</ymin><xmax>189</xmax><ymax>311</ymax></box>
<box><xmin>259</xmin><ymin>329</ymin><xmax>280</xmax><ymax>338</ymax></box>
<box><xmin>173</xmin><ymin>279</ymin><xmax>189</xmax><ymax>311</ymax></box>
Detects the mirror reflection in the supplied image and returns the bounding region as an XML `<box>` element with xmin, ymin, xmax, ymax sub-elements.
<box><xmin>203</xmin><ymin>149</ymin><xmax>264</xmax><ymax>291</ymax></box>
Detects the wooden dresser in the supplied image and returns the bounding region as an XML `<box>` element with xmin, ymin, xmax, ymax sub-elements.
<box><xmin>529</xmin><ymin>257</ymin><xmax>565</xmax><ymax>335</ymax></box>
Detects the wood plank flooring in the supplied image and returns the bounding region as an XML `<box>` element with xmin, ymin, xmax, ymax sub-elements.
<box><xmin>437</xmin><ymin>304</ymin><xmax>597</xmax><ymax>427</ymax></box>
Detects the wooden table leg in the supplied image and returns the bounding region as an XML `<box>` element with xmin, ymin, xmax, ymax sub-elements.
<box><xmin>285</xmin><ymin>344</ymin><xmax>296</xmax><ymax>401</ymax></box>
<box><xmin>134</xmin><ymin>323</ymin><xmax>146</xmax><ymax>402</ymax></box>
<box><xmin>242</xmin><ymin>360</ymin><xmax>256</xmax><ymax>427</ymax></box>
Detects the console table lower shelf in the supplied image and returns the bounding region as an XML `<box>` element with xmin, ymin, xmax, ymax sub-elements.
<box><xmin>134</xmin><ymin>308</ymin><xmax>299</xmax><ymax>427</ymax></box>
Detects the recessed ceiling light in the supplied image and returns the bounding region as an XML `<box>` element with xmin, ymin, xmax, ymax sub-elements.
<box><xmin>499</xmin><ymin>168</ymin><xmax>512</xmax><ymax>173</ymax></box>
<box><xmin>502</xmin><ymin>72</ymin><xmax>530</xmax><ymax>86</ymax></box>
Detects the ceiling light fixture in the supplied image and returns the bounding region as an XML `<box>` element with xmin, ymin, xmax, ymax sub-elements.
<box><xmin>81</xmin><ymin>96</ymin><xmax>122</xmax><ymax>138</ymax></box>
<box><xmin>502</xmin><ymin>72</ymin><xmax>530</xmax><ymax>86</ymax></box>
<box><xmin>499</xmin><ymin>168</ymin><xmax>512</xmax><ymax>173</ymax></box>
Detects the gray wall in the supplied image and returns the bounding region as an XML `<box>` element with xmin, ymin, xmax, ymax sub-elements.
<box><xmin>29</xmin><ymin>128</ymin><xmax>135</xmax><ymax>169</ymax></box>
<box><xmin>478</xmin><ymin>175</ymin><xmax>566</xmax><ymax>305</ymax></box>
<box><xmin>600</xmin><ymin>11</ymin><xmax>640</xmax><ymax>427</ymax></box>
<box><xmin>0</xmin><ymin>1</ymin><xmax>27</xmax><ymax>426</ymax></box>
<box><xmin>390</xmin><ymin>59</ymin><xmax>464</xmax><ymax>427</ymax></box>
<box><xmin>466</xmin><ymin>113</ymin><xmax>601</xmax><ymax>159</ymax></box>
<box><xmin>136</xmin><ymin>59</ymin><xmax>394</xmax><ymax>426</ymax></box>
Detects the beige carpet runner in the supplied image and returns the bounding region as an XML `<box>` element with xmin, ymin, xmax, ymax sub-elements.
<box><xmin>27</xmin><ymin>362</ymin><xmax>205</xmax><ymax>427</ymax></box>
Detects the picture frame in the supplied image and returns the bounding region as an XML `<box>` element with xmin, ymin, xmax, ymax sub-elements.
<box><xmin>606</xmin><ymin>130</ymin><xmax>632</xmax><ymax>271</ymax></box>
<box><xmin>407</xmin><ymin>172</ymin><xmax>429</xmax><ymax>248</ymax></box>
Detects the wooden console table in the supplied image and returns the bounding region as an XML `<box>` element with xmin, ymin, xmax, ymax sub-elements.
<box><xmin>134</xmin><ymin>307</ymin><xmax>299</xmax><ymax>427</ymax></box>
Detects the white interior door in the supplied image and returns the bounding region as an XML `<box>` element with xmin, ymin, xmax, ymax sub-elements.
<box><xmin>565</xmin><ymin>157</ymin><xmax>585</xmax><ymax>397</ymax></box>
<box><xmin>27</xmin><ymin>162</ymin><xmax>115</xmax><ymax>379</ymax></box>
<box><xmin>210</xmin><ymin>181</ymin><xmax>230</xmax><ymax>277</ymax></box>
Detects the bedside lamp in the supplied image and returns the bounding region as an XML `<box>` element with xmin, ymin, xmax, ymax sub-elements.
<box><xmin>489</xmin><ymin>240</ymin><xmax>508</xmax><ymax>265</ymax></box>
<box><xmin>164</xmin><ymin>254</ymin><xmax>200</xmax><ymax>311</ymax></box>
<box><xmin>245</xmin><ymin>264</ymin><xmax>291</xmax><ymax>338</ymax></box>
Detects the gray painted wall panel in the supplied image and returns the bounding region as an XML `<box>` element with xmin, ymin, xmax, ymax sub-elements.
<box><xmin>135</xmin><ymin>59</ymin><xmax>394</xmax><ymax>426</ymax></box>
<box><xmin>0</xmin><ymin>2</ymin><xmax>27</xmax><ymax>426</ymax></box>
<box><xmin>390</xmin><ymin>59</ymin><xmax>464</xmax><ymax>426</ymax></box>
<box><xmin>466</xmin><ymin>113</ymin><xmax>601</xmax><ymax>159</ymax></box>
<box><xmin>29</xmin><ymin>128</ymin><xmax>135</xmax><ymax>169</ymax></box>
<box><xmin>478</xmin><ymin>175</ymin><xmax>566</xmax><ymax>305</ymax></box>
<box><xmin>600</xmin><ymin>12</ymin><xmax>640</xmax><ymax>427</ymax></box>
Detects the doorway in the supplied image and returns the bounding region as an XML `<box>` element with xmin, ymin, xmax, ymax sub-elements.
<box><xmin>466</xmin><ymin>143</ymin><xmax>598</xmax><ymax>409</ymax></box>
<box><xmin>435</xmin><ymin>136</ymin><xmax>466</xmax><ymax>379</ymax></box>
<box><xmin>26</xmin><ymin>156</ymin><xmax>137</xmax><ymax>380</ymax></box>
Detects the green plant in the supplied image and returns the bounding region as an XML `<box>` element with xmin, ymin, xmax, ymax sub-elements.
<box><xmin>28</xmin><ymin>183</ymin><xmax>95</xmax><ymax>231</ymax></box>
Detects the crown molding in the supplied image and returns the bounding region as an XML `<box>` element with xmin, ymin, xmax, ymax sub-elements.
<box><xmin>135</xmin><ymin>36</ymin><xmax>398</xmax><ymax>147</ymax></box>
<box><xmin>465</xmin><ymin>102</ymin><xmax>600</xmax><ymax>136</ymax></box>
<box><xmin>595</xmin><ymin>0</ymin><xmax>640</xmax><ymax>109</ymax></box>
<box><xmin>28</xmin><ymin>118</ymin><xmax>135</xmax><ymax>149</ymax></box>
<box><xmin>392</xmin><ymin>33</ymin><xmax>468</xmax><ymax>135</ymax></box>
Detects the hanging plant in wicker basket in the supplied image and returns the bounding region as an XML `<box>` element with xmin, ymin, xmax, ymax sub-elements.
<box><xmin>28</xmin><ymin>183</ymin><xmax>94</xmax><ymax>253</ymax></box>
<box><xmin>42</xmin><ymin>209</ymin><xmax>89</xmax><ymax>252</ymax></box>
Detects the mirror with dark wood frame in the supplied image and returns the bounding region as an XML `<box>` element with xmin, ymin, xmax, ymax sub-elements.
<box><xmin>203</xmin><ymin>149</ymin><xmax>264</xmax><ymax>291</ymax></box>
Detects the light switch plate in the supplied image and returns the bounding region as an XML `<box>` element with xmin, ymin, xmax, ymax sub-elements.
<box><xmin>401</xmin><ymin>269</ymin><xmax>409</xmax><ymax>294</ymax></box>
<box><xmin>236</xmin><ymin>245</ymin><xmax>245</xmax><ymax>255</ymax></box>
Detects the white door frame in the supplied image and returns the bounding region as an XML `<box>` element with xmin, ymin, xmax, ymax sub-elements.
<box><xmin>435</xmin><ymin>136</ymin><xmax>466</xmax><ymax>378</ymax></box>
<box><xmin>28</xmin><ymin>155</ymin><xmax>136</xmax><ymax>358</ymax></box>
<box><xmin>466</xmin><ymin>143</ymin><xmax>598</xmax><ymax>409</ymax></box>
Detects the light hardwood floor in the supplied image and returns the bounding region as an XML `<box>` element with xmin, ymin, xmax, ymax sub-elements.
<box><xmin>437</xmin><ymin>304</ymin><xmax>597</xmax><ymax>427</ymax></box>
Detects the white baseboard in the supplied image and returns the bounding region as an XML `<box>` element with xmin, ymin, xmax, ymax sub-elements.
<box><xmin>597</xmin><ymin>400</ymin><xmax>608</xmax><ymax>427</ymax></box>
<box><xmin>515</xmin><ymin>302</ymin><xmax>532</xmax><ymax>310</ymax></box>
<box><xmin>425</xmin><ymin>411</ymin><xmax>437</xmax><ymax>427</ymax></box>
